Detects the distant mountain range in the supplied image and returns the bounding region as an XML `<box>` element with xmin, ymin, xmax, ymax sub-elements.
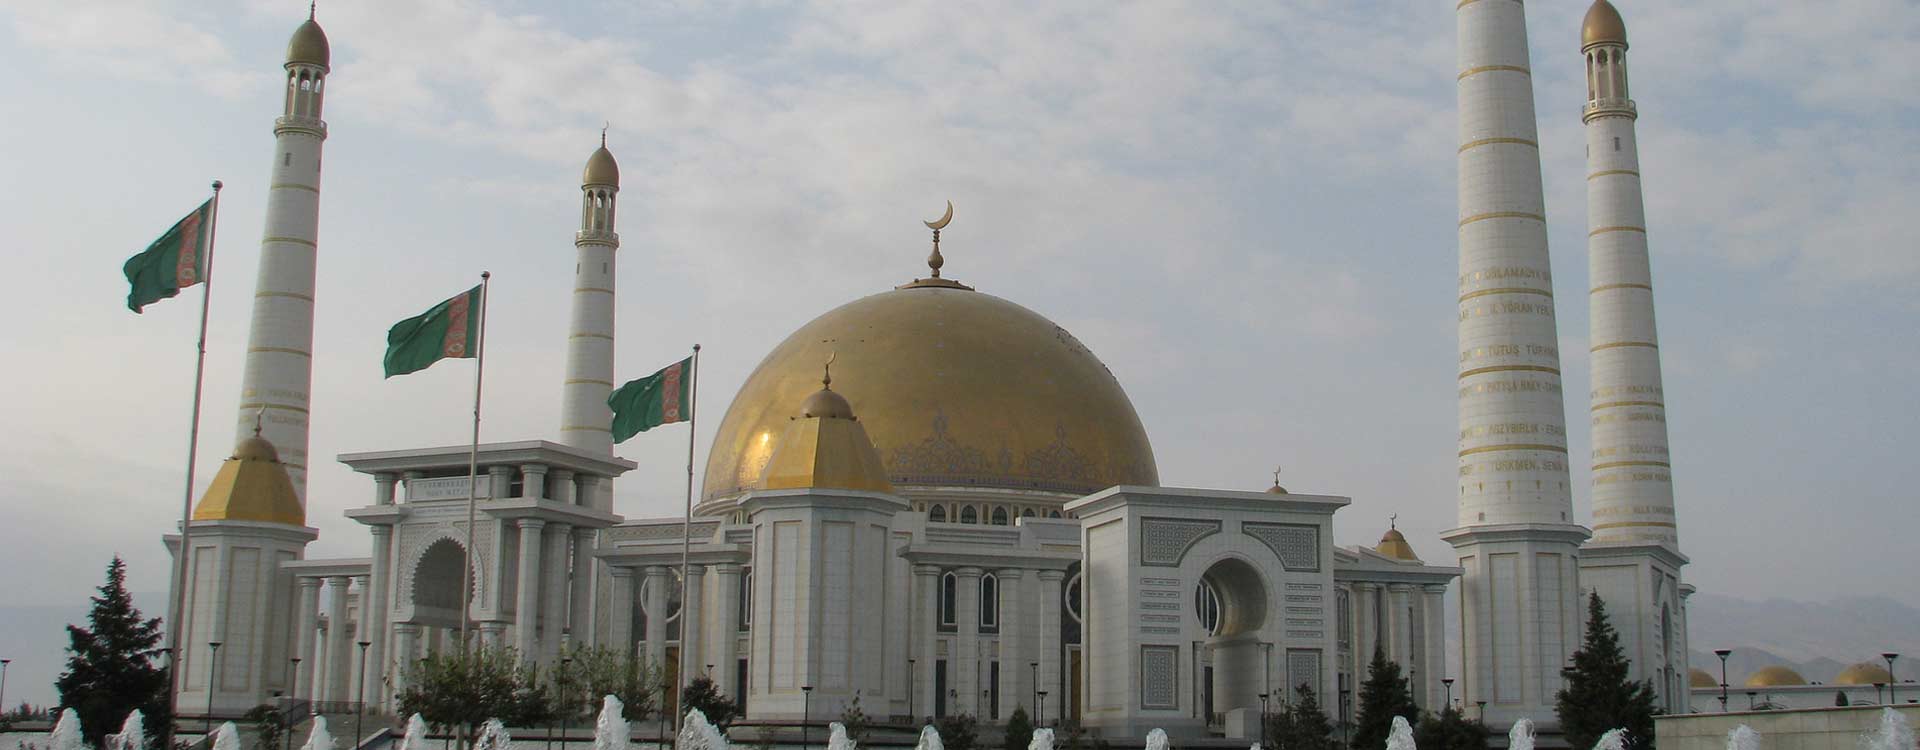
<box><xmin>1683</xmin><ymin>592</ymin><xmax>1920</xmax><ymax>684</ymax></box>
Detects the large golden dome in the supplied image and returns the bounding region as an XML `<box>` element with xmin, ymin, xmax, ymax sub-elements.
<box><xmin>1833</xmin><ymin>662</ymin><xmax>1893</xmax><ymax>685</ymax></box>
<box><xmin>1745</xmin><ymin>665</ymin><xmax>1807</xmax><ymax>687</ymax></box>
<box><xmin>701</xmin><ymin>283</ymin><xmax>1158</xmax><ymax>506</ymax></box>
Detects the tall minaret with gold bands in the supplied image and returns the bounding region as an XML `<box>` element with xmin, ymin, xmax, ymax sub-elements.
<box><xmin>1577</xmin><ymin>0</ymin><xmax>1692</xmax><ymax>712</ymax></box>
<box><xmin>558</xmin><ymin>137</ymin><xmax>620</xmax><ymax>462</ymax></box>
<box><xmin>233</xmin><ymin>10</ymin><xmax>330</xmax><ymax>504</ymax></box>
<box><xmin>1442</xmin><ymin>0</ymin><xmax>1589</xmax><ymax>731</ymax></box>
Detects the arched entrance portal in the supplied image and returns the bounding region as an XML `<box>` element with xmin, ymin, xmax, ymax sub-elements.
<box><xmin>409</xmin><ymin>538</ymin><xmax>473</xmax><ymax>630</ymax></box>
<box><xmin>1202</xmin><ymin>557</ymin><xmax>1269</xmax><ymax>721</ymax></box>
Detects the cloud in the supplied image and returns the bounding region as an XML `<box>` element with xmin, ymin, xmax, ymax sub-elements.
<box><xmin>1</xmin><ymin>0</ymin><xmax>268</xmax><ymax>97</ymax></box>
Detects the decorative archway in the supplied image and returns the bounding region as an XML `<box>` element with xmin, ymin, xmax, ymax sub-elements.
<box><xmin>1200</xmin><ymin>556</ymin><xmax>1270</xmax><ymax>717</ymax></box>
<box><xmin>406</xmin><ymin>537</ymin><xmax>476</xmax><ymax>629</ymax></box>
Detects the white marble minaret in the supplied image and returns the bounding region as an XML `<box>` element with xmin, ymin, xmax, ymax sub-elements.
<box><xmin>234</xmin><ymin>10</ymin><xmax>330</xmax><ymax>504</ymax></box>
<box><xmin>1442</xmin><ymin>0</ymin><xmax>1588</xmax><ymax>731</ymax></box>
<box><xmin>558</xmin><ymin>137</ymin><xmax>620</xmax><ymax>464</ymax></box>
<box><xmin>1574</xmin><ymin>0</ymin><xmax>1692</xmax><ymax>713</ymax></box>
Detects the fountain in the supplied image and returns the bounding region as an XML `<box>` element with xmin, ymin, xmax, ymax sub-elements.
<box><xmin>595</xmin><ymin>696</ymin><xmax>631</xmax><ymax>750</ymax></box>
<box><xmin>110</xmin><ymin>710</ymin><xmax>147</xmax><ymax>750</ymax></box>
<box><xmin>212</xmin><ymin>723</ymin><xmax>242</xmax><ymax>750</ymax></box>
<box><xmin>678</xmin><ymin>709</ymin><xmax>728</xmax><ymax>750</ymax></box>
<box><xmin>1592</xmin><ymin>729</ymin><xmax>1628</xmax><ymax>750</ymax></box>
<box><xmin>914</xmin><ymin>725</ymin><xmax>944</xmax><ymax>750</ymax></box>
<box><xmin>1508</xmin><ymin>718</ymin><xmax>1536</xmax><ymax>750</ymax></box>
<box><xmin>49</xmin><ymin>709</ymin><xmax>84</xmax><ymax>750</ymax></box>
<box><xmin>399</xmin><ymin>715</ymin><xmax>430</xmax><ymax>750</ymax></box>
<box><xmin>473</xmin><ymin>719</ymin><xmax>511</xmax><ymax>750</ymax></box>
<box><xmin>301</xmin><ymin>716</ymin><xmax>335</xmax><ymax>750</ymax></box>
<box><xmin>1861</xmin><ymin>709</ymin><xmax>1912</xmax><ymax>750</ymax></box>
<box><xmin>1144</xmin><ymin>728</ymin><xmax>1169</xmax><ymax>750</ymax></box>
<box><xmin>1386</xmin><ymin>716</ymin><xmax>1417</xmax><ymax>750</ymax></box>
<box><xmin>1726</xmin><ymin>725</ymin><xmax>1760</xmax><ymax>750</ymax></box>
<box><xmin>1027</xmin><ymin>727</ymin><xmax>1055</xmax><ymax>750</ymax></box>
<box><xmin>827</xmin><ymin>722</ymin><xmax>855</xmax><ymax>750</ymax></box>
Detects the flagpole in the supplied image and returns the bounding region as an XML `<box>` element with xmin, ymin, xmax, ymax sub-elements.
<box><xmin>164</xmin><ymin>179</ymin><xmax>222</xmax><ymax>746</ymax></box>
<box><xmin>461</xmin><ymin>271</ymin><xmax>491</xmax><ymax>651</ymax></box>
<box><xmin>677</xmin><ymin>343</ymin><xmax>701</xmax><ymax>716</ymax></box>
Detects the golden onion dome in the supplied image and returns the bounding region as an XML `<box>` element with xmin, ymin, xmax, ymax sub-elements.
<box><xmin>1375</xmin><ymin>527</ymin><xmax>1421</xmax><ymax>562</ymax></box>
<box><xmin>1745</xmin><ymin>665</ymin><xmax>1807</xmax><ymax>688</ymax></box>
<box><xmin>1266</xmin><ymin>483</ymin><xmax>1289</xmax><ymax>494</ymax></box>
<box><xmin>1582</xmin><ymin>0</ymin><xmax>1628</xmax><ymax>50</ymax></box>
<box><xmin>1689</xmin><ymin>668</ymin><xmax>1718</xmax><ymax>688</ymax></box>
<box><xmin>192</xmin><ymin>436</ymin><xmax>305</xmax><ymax>526</ymax></box>
<box><xmin>758</xmin><ymin>380</ymin><xmax>892</xmax><ymax>494</ymax></box>
<box><xmin>583</xmin><ymin>143</ymin><xmax>619</xmax><ymax>187</ymax></box>
<box><xmin>702</xmin><ymin>283</ymin><xmax>1158</xmax><ymax>507</ymax></box>
<box><xmin>1833</xmin><ymin>663</ymin><xmax>1894</xmax><ymax>685</ymax></box>
<box><xmin>286</xmin><ymin>17</ymin><xmax>330</xmax><ymax>68</ymax></box>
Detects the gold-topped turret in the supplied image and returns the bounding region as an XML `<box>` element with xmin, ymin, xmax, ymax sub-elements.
<box><xmin>1374</xmin><ymin>515</ymin><xmax>1421</xmax><ymax>561</ymax></box>
<box><xmin>900</xmin><ymin>200</ymin><xmax>973</xmax><ymax>290</ymax></box>
<box><xmin>1581</xmin><ymin>0</ymin><xmax>1627</xmax><ymax>50</ymax></box>
<box><xmin>583</xmin><ymin>128</ymin><xmax>620</xmax><ymax>187</ymax></box>
<box><xmin>1265</xmin><ymin>466</ymin><xmax>1289</xmax><ymax>494</ymax></box>
<box><xmin>757</xmin><ymin>357</ymin><xmax>893</xmax><ymax>493</ymax></box>
<box><xmin>191</xmin><ymin>420</ymin><xmax>306</xmax><ymax>526</ymax></box>
<box><xmin>286</xmin><ymin>3</ymin><xmax>330</xmax><ymax>69</ymax></box>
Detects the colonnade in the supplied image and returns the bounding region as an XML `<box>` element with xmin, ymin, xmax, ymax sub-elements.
<box><xmin>1347</xmin><ymin>582</ymin><xmax>1448</xmax><ymax>709</ymax></box>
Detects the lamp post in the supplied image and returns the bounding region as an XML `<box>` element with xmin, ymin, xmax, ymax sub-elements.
<box><xmin>559</xmin><ymin>656</ymin><xmax>573</xmax><ymax>750</ymax></box>
<box><xmin>907</xmin><ymin>659</ymin><xmax>917</xmax><ymax>721</ymax></box>
<box><xmin>1884</xmin><ymin>653</ymin><xmax>1899</xmax><ymax>705</ymax></box>
<box><xmin>1475</xmin><ymin>700</ymin><xmax>1486</xmax><ymax>721</ymax></box>
<box><xmin>286</xmin><ymin>657</ymin><xmax>302</xmax><ymax>750</ymax></box>
<box><xmin>207</xmin><ymin>641</ymin><xmax>224</xmax><ymax>735</ymax></box>
<box><xmin>1874</xmin><ymin>683</ymin><xmax>1886</xmax><ymax>705</ymax></box>
<box><xmin>1030</xmin><ymin>662</ymin><xmax>1039</xmax><ymax>718</ymax></box>
<box><xmin>354</xmin><ymin>641</ymin><xmax>372</xmax><ymax>745</ymax></box>
<box><xmin>1442</xmin><ymin>678</ymin><xmax>1454</xmax><ymax>711</ymax></box>
<box><xmin>1745</xmin><ymin>691</ymin><xmax>1756</xmax><ymax>710</ymax></box>
<box><xmin>1037</xmin><ymin>691</ymin><xmax>1048</xmax><ymax>727</ymax></box>
<box><xmin>801</xmin><ymin>685</ymin><xmax>813</xmax><ymax>748</ymax></box>
<box><xmin>1</xmin><ymin>659</ymin><xmax>11</xmax><ymax>721</ymax></box>
<box><xmin>1338</xmin><ymin>689</ymin><xmax>1351</xmax><ymax>747</ymax></box>
<box><xmin>1714</xmin><ymin>649</ymin><xmax>1733</xmax><ymax>712</ymax></box>
<box><xmin>1258</xmin><ymin>692</ymin><xmax>1269</xmax><ymax>750</ymax></box>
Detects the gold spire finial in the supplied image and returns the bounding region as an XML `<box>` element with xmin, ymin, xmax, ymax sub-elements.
<box><xmin>601</xmin><ymin>123</ymin><xmax>608</xmax><ymax>147</ymax></box>
<box><xmin>1272</xmin><ymin>465</ymin><xmax>1282</xmax><ymax>487</ymax></box>
<box><xmin>309</xmin><ymin>0</ymin><xmax>316</xmax><ymax>20</ymax></box>
<box><xmin>253</xmin><ymin>405</ymin><xmax>267</xmax><ymax>437</ymax></box>
<box><xmin>924</xmin><ymin>200</ymin><xmax>953</xmax><ymax>278</ymax></box>
<box><xmin>1390</xmin><ymin>513</ymin><xmax>1398</xmax><ymax>530</ymax></box>
<box><xmin>822</xmin><ymin>351</ymin><xmax>836</xmax><ymax>391</ymax></box>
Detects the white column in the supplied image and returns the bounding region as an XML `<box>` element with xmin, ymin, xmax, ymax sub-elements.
<box><xmin>365</xmin><ymin>527</ymin><xmax>393</xmax><ymax>708</ymax></box>
<box><xmin>570</xmin><ymin>525</ymin><xmax>596</xmax><ymax>644</ymax></box>
<box><xmin>550</xmin><ymin>470</ymin><xmax>576</xmax><ymax>505</ymax></box>
<box><xmin>912</xmin><ymin>564</ymin><xmax>940</xmax><ymax>719</ymax></box>
<box><xmin>293</xmin><ymin>577</ymin><xmax>319</xmax><ymax>700</ymax></box>
<box><xmin>391</xmin><ymin>623</ymin><xmax>419</xmax><ymax>696</ymax></box>
<box><xmin>324</xmin><ymin>576</ymin><xmax>351</xmax><ymax>702</ymax></box>
<box><xmin>1423</xmin><ymin>585</ymin><xmax>1449</xmax><ymax>709</ymax></box>
<box><xmin>514</xmin><ymin>519</ymin><xmax>546</xmax><ymax>658</ymax></box>
<box><xmin>1355</xmin><ymin>583</ymin><xmax>1380</xmax><ymax>661</ymax></box>
<box><xmin>520</xmin><ymin>464</ymin><xmax>548</xmax><ymax>500</ymax></box>
<box><xmin>1387</xmin><ymin>584</ymin><xmax>1414</xmax><ymax>668</ymax></box>
<box><xmin>1036</xmin><ymin>570</ymin><xmax>1064</xmax><ymax>725</ymax></box>
<box><xmin>541</xmin><ymin>522</ymin><xmax>573</xmax><ymax>665</ymax></box>
<box><xmin>997</xmin><ymin>569</ymin><xmax>1025</xmax><ymax>717</ymax></box>
<box><xmin>712</xmin><ymin>563</ymin><xmax>743</xmax><ymax>696</ymax></box>
<box><xmin>642</xmin><ymin>565</ymin><xmax>671</xmax><ymax>668</ymax></box>
<box><xmin>682</xmin><ymin>564</ymin><xmax>706</xmax><ymax>687</ymax></box>
<box><xmin>954</xmin><ymin>567</ymin><xmax>983</xmax><ymax>716</ymax></box>
<box><xmin>606</xmin><ymin>567</ymin><xmax>637</xmax><ymax>658</ymax></box>
<box><xmin>374</xmin><ymin>474</ymin><xmax>397</xmax><ymax>505</ymax></box>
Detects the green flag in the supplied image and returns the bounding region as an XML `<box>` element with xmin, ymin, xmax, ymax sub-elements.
<box><xmin>383</xmin><ymin>285</ymin><xmax>483</xmax><ymax>378</ymax></box>
<box><xmin>123</xmin><ymin>199</ymin><xmax>213</xmax><ymax>312</ymax></box>
<box><xmin>608</xmin><ymin>356</ymin><xmax>693</xmax><ymax>443</ymax></box>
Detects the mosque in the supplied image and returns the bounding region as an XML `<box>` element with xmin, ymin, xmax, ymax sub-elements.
<box><xmin>162</xmin><ymin>0</ymin><xmax>1697</xmax><ymax>742</ymax></box>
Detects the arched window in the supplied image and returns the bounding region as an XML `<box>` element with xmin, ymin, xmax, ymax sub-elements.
<box><xmin>981</xmin><ymin>573</ymin><xmax>1000</xmax><ymax>629</ymax></box>
<box><xmin>1048</xmin><ymin>510</ymin><xmax>1062</xmax><ymax>519</ymax></box>
<box><xmin>738</xmin><ymin>569</ymin><xmax>753</xmax><ymax>629</ymax></box>
<box><xmin>1064</xmin><ymin>572</ymin><xmax>1083</xmax><ymax>624</ymax></box>
<box><xmin>929</xmin><ymin>504</ymin><xmax>948</xmax><ymax>523</ymax></box>
<box><xmin>1194</xmin><ymin>579</ymin><xmax>1223</xmax><ymax>636</ymax></box>
<box><xmin>939</xmin><ymin>572</ymin><xmax>958</xmax><ymax>627</ymax></box>
<box><xmin>959</xmin><ymin>505</ymin><xmax>978</xmax><ymax>524</ymax></box>
<box><xmin>991</xmin><ymin>507</ymin><xmax>1009</xmax><ymax>526</ymax></box>
<box><xmin>1020</xmin><ymin>508</ymin><xmax>1035</xmax><ymax>518</ymax></box>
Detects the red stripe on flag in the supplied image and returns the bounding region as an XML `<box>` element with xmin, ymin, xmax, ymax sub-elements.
<box><xmin>442</xmin><ymin>293</ymin><xmax>471</xmax><ymax>358</ymax></box>
<box><xmin>174</xmin><ymin>210</ymin><xmax>203</xmax><ymax>287</ymax></box>
<box><xmin>660</xmin><ymin>361</ymin><xmax>684</xmax><ymax>423</ymax></box>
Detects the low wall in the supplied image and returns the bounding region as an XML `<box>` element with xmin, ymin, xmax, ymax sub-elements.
<box><xmin>1656</xmin><ymin>704</ymin><xmax>1919</xmax><ymax>750</ymax></box>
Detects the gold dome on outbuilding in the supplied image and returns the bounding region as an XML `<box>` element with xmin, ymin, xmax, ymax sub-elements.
<box><xmin>1689</xmin><ymin>668</ymin><xmax>1718</xmax><ymax>688</ymax></box>
<box><xmin>1582</xmin><ymin>0</ymin><xmax>1628</xmax><ymax>49</ymax></box>
<box><xmin>757</xmin><ymin>374</ymin><xmax>893</xmax><ymax>494</ymax></box>
<box><xmin>1833</xmin><ymin>663</ymin><xmax>1894</xmax><ymax>685</ymax></box>
<box><xmin>286</xmin><ymin>16</ymin><xmax>330</xmax><ymax>68</ymax></box>
<box><xmin>583</xmin><ymin>140</ymin><xmax>619</xmax><ymax>187</ymax></box>
<box><xmin>1375</xmin><ymin>525</ymin><xmax>1421</xmax><ymax>562</ymax></box>
<box><xmin>1745</xmin><ymin>665</ymin><xmax>1807</xmax><ymax>688</ymax></box>
<box><xmin>191</xmin><ymin>435</ymin><xmax>305</xmax><ymax>526</ymax></box>
<box><xmin>704</xmin><ymin>277</ymin><xmax>1158</xmax><ymax>506</ymax></box>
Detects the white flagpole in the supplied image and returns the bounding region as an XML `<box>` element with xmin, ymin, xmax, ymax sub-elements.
<box><xmin>677</xmin><ymin>343</ymin><xmax>701</xmax><ymax>720</ymax></box>
<box><xmin>460</xmin><ymin>271</ymin><xmax>491</xmax><ymax>650</ymax></box>
<box><xmin>164</xmin><ymin>179</ymin><xmax>222</xmax><ymax>745</ymax></box>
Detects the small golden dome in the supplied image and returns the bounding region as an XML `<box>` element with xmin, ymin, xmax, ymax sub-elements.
<box><xmin>1375</xmin><ymin>527</ymin><xmax>1421</xmax><ymax>562</ymax></box>
<box><xmin>758</xmin><ymin>385</ymin><xmax>892</xmax><ymax>493</ymax></box>
<box><xmin>1689</xmin><ymin>668</ymin><xmax>1718</xmax><ymax>688</ymax></box>
<box><xmin>1582</xmin><ymin>0</ymin><xmax>1627</xmax><ymax>49</ymax></box>
<box><xmin>801</xmin><ymin>388</ymin><xmax>854</xmax><ymax>419</ymax></box>
<box><xmin>286</xmin><ymin>17</ymin><xmax>330</xmax><ymax>68</ymax></box>
<box><xmin>1745</xmin><ymin>665</ymin><xmax>1807</xmax><ymax>687</ymax></box>
<box><xmin>1266</xmin><ymin>483</ymin><xmax>1289</xmax><ymax>494</ymax></box>
<box><xmin>1833</xmin><ymin>663</ymin><xmax>1894</xmax><ymax>685</ymax></box>
<box><xmin>583</xmin><ymin>144</ymin><xmax>619</xmax><ymax>187</ymax></box>
<box><xmin>192</xmin><ymin>436</ymin><xmax>305</xmax><ymax>526</ymax></box>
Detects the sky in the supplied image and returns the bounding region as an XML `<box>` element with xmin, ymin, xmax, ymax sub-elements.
<box><xmin>2</xmin><ymin>0</ymin><xmax>1918</xmax><ymax>708</ymax></box>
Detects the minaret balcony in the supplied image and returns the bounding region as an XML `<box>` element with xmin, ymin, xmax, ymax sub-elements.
<box><xmin>275</xmin><ymin>115</ymin><xmax>329</xmax><ymax>137</ymax></box>
<box><xmin>1583</xmin><ymin>99</ymin><xmax>1637</xmax><ymax>122</ymax></box>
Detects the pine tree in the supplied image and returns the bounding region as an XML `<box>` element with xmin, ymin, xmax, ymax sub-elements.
<box><xmin>1002</xmin><ymin>706</ymin><xmax>1034</xmax><ymax>750</ymax></box>
<box><xmin>1554</xmin><ymin>592</ymin><xmax>1657</xmax><ymax>750</ymax></box>
<box><xmin>1413</xmin><ymin>706</ymin><xmax>1489</xmax><ymax>750</ymax></box>
<box><xmin>56</xmin><ymin>557</ymin><xmax>170</xmax><ymax>747</ymax></box>
<box><xmin>1266</xmin><ymin>683</ymin><xmax>1338</xmax><ymax>750</ymax></box>
<box><xmin>680</xmin><ymin>675</ymin><xmax>740</xmax><ymax>728</ymax></box>
<box><xmin>1350</xmin><ymin>648</ymin><xmax>1419</xmax><ymax>750</ymax></box>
